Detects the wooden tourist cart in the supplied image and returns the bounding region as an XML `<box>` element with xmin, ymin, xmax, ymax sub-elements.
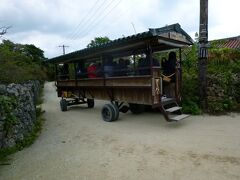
<box><xmin>48</xmin><ymin>23</ymin><xmax>194</xmax><ymax>122</ymax></box>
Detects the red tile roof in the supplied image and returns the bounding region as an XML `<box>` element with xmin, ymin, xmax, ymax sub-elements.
<box><xmin>212</xmin><ymin>36</ymin><xmax>240</xmax><ymax>49</ymax></box>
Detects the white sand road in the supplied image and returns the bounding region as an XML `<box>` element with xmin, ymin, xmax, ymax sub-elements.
<box><xmin>1</xmin><ymin>82</ymin><xmax>240</xmax><ymax>180</ymax></box>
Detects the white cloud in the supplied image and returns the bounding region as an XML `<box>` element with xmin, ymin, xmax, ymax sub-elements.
<box><xmin>209</xmin><ymin>0</ymin><xmax>240</xmax><ymax>39</ymax></box>
<box><xmin>5</xmin><ymin>30</ymin><xmax>94</xmax><ymax>58</ymax></box>
<box><xmin>1</xmin><ymin>0</ymin><xmax>240</xmax><ymax>58</ymax></box>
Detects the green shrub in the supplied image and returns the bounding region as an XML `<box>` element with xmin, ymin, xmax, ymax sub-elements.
<box><xmin>181</xmin><ymin>45</ymin><xmax>240</xmax><ymax>114</ymax></box>
<box><xmin>207</xmin><ymin>101</ymin><xmax>224</xmax><ymax>114</ymax></box>
<box><xmin>182</xmin><ymin>99</ymin><xmax>202</xmax><ymax>115</ymax></box>
<box><xmin>0</xmin><ymin>61</ymin><xmax>47</xmax><ymax>84</ymax></box>
<box><xmin>0</xmin><ymin>96</ymin><xmax>17</xmax><ymax>132</ymax></box>
<box><xmin>0</xmin><ymin>40</ymin><xmax>51</xmax><ymax>84</ymax></box>
<box><xmin>207</xmin><ymin>63</ymin><xmax>240</xmax><ymax>114</ymax></box>
<box><xmin>181</xmin><ymin>47</ymin><xmax>202</xmax><ymax>115</ymax></box>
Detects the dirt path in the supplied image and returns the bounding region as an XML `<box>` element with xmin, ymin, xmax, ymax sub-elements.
<box><xmin>1</xmin><ymin>82</ymin><xmax>240</xmax><ymax>180</ymax></box>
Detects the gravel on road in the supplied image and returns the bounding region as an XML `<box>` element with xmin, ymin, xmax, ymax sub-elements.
<box><xmin>1</xmin><ymin>82</ymin><xmax>240</xmax><ymax>180</ymax></box>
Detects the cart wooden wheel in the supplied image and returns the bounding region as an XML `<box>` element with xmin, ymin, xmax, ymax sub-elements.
<box><xmin>129</xmin><ymin>103</ymin><xmax>145</xmax><ymax>114</ymax></box>
<box><xmin>101</xmin><ymin>104</ymin><xmax>115</xmax><ymax>122</ymax></box>
<box><xmin>60</xmin><ymin>99</ymin><xmax>68</xmax><ymax>111</ymax></box>
<box><xmin>87</xmin><ymin>98</ymin><xmax>94</xmax><ymax>108</ymax></box>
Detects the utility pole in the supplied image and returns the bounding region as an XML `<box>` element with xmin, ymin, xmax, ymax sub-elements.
<box><xmin>198</xmin><ymin>0</ymin><xmax>208</xmax><ymax>111</ymax></box>
<box><xmin>58</xmin><ymin>45</ymin><xmax>69</xmax><ymax>55</ymax></box>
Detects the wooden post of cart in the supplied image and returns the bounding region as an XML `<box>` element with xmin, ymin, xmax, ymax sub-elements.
<box><xmin>198</xmin><ymin>0</ymin><xmax>208</xmax><ymax>111</ymax></box>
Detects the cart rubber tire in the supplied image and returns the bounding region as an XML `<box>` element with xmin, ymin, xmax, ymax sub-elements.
<box><xmin>101</xmin><ymin>104</ymin><xmax>115</xmax><ymax>122</ymax></box>
<box><xmin>129</xmin><ymin>103</ymin><xmax>145</xmax><ymax>114</ymax></box>
<box><xmin>110</xmin><ymin>103</ymin><xmax>119</xmax><ymax>121</ymax></box>
<box><xmin>87</xmin><ymin>99</ymin><xmax>94</xmax><ymax>108</ymax></box>
<box><xmin>60</xmin><ymin>99</ymin><xmax>68</xmax><ymax>111</ymax></box>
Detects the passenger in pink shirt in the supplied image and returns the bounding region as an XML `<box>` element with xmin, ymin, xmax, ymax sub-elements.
<box><xmin>87</xmin><ymin>63</ymin><xmax>97</xmax><ymax>78</ymax></box>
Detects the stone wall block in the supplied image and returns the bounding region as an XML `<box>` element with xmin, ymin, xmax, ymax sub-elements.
<box><xmin>0</xmin><ymin>80</ymin><xmax>40</xmax><ymax>149</ymax></box>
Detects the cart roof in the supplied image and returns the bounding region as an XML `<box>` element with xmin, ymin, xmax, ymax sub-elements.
<box><xmin>47</xmin><ymin>23</ymin><xmax>194</xmax><ymax>64</ymax></box>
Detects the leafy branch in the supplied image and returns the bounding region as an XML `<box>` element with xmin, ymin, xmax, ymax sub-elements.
<box><xmin>0</xmin><ymin>26</ymin><xmax>11</xmax><ymax>38</ymax></box>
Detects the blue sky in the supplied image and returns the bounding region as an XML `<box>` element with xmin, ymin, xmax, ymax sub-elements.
<box><xmin>0</xmin><ymin>0</ymin><xmax>239</xmax><ymax>58</ymax></box>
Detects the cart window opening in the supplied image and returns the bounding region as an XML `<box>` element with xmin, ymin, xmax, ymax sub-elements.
<box><xmin>58</xmin><ymin>63</ymin><xmax>69</xmax><ymax>80</ymax></box>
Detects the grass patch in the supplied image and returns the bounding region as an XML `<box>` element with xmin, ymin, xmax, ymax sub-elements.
<box><xmin>36</xmin><ymin>86</ymin><xmax>44</xmax><ymax>105</ymax></box>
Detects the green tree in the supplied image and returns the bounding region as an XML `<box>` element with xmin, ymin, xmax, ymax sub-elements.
<box><xmin>0</xmin><ymin>40</ymin><xmax>50</xmax><ymax>83</ymax></box>
<box><xmin>24</xmin><ymin>44</ymin><xmax>45</xmax><ymax>64</ymax></box>
<box><xmin>87</xmin><ymin>36</ymin><xmax>111</xmax><ymax>48</ymax></box>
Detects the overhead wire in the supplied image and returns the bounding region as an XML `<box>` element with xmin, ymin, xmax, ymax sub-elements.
<box><xmin>65</xmin><ymin>0</ymin><xmax>101</xmax><ymax>40</ymax></box>
<box><xmin>69</xmin><ymin>0</ymin><xmax>112</xmax><ymax>40</ymax></box>
<box><xmin>93</xmin><ymin>0</ymin><xmax>134</xmax><ymax>38</ymax></box>
<box><xmin>61</xmin><ymin>0</ymin><xmax>111</xmax><ymax>51</ymax></box>
<box><xmin>62</xmin><ymin>0</ymin><xmax>123</xmax><ymax>53</ymax></box>
<box><xmin>74</xmin><ymin>0</ymin><xmax>122</xmax><ymax>40</ymax></box>
<box><xmin>71</xmin><ymin>0</ymin><xmax>122</xmax><ymax>38</ymax></box>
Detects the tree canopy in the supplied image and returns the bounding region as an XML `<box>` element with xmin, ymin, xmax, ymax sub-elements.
<box><xmin>87</xmin><ymin>36</ymin><xmax>111</xmax><ymax>48</ymax></box>
<box><xmin>0</xmin><ymin>40</ymin><xmax>53</xmax><ymax>83</ymax></box>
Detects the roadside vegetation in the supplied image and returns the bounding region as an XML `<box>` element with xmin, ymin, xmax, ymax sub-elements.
<box><xmin>0</xmin><ymin>40</ymin><xmax>50</xmax><ymax>164</ymax></box>
<box><xmin>0</xmin><ymin>40</ymin><xmax>54</xmax><ymax>84</ymax></box>
<box><xmin>182</xmin><ymin>43</ymin><xmax>240</xmax><ymax>114</ymax></box>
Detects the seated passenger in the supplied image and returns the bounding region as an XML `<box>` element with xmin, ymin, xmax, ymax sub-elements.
<box><xmin>138</xmin><ymin>55</ymin><xmax>160</xmax><ymax>75</ymax></box>
<box><xmin>60</xmin><ymin>64</ymin><xmax>69</xmax><ymax>80</ymax></box>
<box><xmin>117</xmin><ymin>58</ymin><xmax>128</xmax><ymax>76</ymax></box>
<box><xmin>162</xmin><ymin>51</ymin><xmax>177</xmax><ymax>82</ymax></box>
<box><xmin>124</xmin><ymin>59</ymin><xmax>131</xmax><ymax>75</ymax></box>
<box><xmin>87</xmin><ymin>63</ymin><xmax>97</xmax><ymax>78</ymax></box>
<box><xmin>138</xmin><ymin>57</ymin><xmax>149</xmax><ymax>75</ymax></box>
<box><xmin>76</xmin><ymin>62</ymin><xmax>87</xmax><ymax>79</ymax></box>
<box><xmin>153</xmin><ymin>58</ymin><xmax>160</xmax><ymax>66</ymax></box>
<box><xmin>96</xmin><ymin>62</ymin><xmax>103</xmax><ymax>77</ymax></box>
<box><xmin>104</xmin><ymin>57</ymin><xmax>114</xmax><ymax>77</ymax></box>
<box><xmin>161</xmin><ymin>57</ymin><xmax>167</xmax><ymax>68</ymax></box>
<box><xmin>162</xmin><ymin>52</ymin><xmax>177</xmax><ymax>97</ymax></box>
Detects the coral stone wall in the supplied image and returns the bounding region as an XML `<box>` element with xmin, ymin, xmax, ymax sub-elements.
<box><xmin>0</xmin><ymin>81</ymin><xmax>40</xmax><ymax>149</ymax></box>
